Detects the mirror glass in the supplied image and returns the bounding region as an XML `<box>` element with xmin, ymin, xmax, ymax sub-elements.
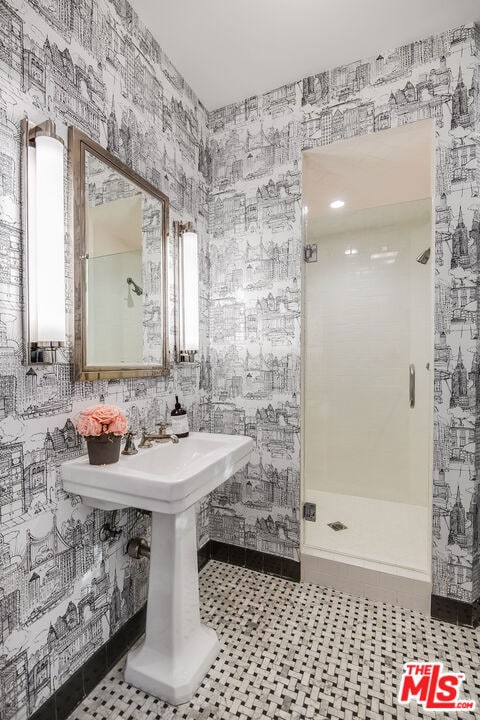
<box><xmin>70</xmin><ymin>128</ymin><xmax>169</xmax><ymax>380</ymax></box>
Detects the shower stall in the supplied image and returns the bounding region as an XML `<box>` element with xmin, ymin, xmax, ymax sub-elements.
<box><xmin>301</xmin><ymin>122</ymin><xmax>434</xmax><ymax>612</ymax></box>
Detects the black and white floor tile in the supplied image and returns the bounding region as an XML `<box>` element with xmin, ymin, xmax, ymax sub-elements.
<box><xmin>68</xmin><ymin>561</ymin><xmax>480</xmax><ymax>720</ymax></box>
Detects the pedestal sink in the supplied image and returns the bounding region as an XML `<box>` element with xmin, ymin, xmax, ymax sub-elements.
<box><xmin>61</xmin><ymin>432</ymin><xmax>253</xmax><ymax>704</ymax></box>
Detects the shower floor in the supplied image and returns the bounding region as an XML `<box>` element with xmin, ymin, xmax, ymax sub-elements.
<box><xmin>303</xmin><ymin>490</ymin><xmax>430</xmax><ymax>575</ymax></box>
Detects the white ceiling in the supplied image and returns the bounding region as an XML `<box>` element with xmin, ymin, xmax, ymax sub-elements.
<box><xmin>129</xmin><ymin>0</ymin><xmax>479</xmax><ymax>110</ymax></box>
<box><xmin>303</xmin><ymin>120</ymin><xmax>434</xmax><ymax>227</ymax></box>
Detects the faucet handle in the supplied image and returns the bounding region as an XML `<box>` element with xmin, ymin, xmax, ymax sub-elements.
<box><xmin>122</xmin><ymin>429</ymin><xmax>138</xmax><ymax>455</ymax></box>
<box><xmin>156</xmin><ymin>421</ymin><xmax>168</xmax><ymax>435</ymax></box>
<box><xmin>138</xmin><ymin>426</ymin><xmax>152</xmax><ymax>448</ymax></box>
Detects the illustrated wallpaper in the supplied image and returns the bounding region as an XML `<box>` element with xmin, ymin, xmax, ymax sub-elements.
<box><xmin>205</xmin><ymin>24</ymin><xmax>480</xmax><ymax>604</ymax></box>
<box><xmin>0</xmin><ymin>0</ymin><xmax>479</xmax><ymax>717</ymax></box>
<box><xmin>0</xmin><ymin>0</ymin><xmax>210</xmax><ymax>717</ymax></box>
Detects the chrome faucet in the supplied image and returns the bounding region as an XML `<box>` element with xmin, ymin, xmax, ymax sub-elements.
<box><xmin>122</xmin><ymin>430</ymin><xmax>138</xmax><ymax>455</ymax></box>
<box><xmin>139</xmin><ymin>422</ymin><xmax>179</xmax><ymax>448</ymax></box>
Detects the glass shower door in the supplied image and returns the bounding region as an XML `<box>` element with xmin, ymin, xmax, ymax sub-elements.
<box><xmin>303</xmin><ymin>199</ymin><xmax>432</xmax><ymax>574</ymax></box>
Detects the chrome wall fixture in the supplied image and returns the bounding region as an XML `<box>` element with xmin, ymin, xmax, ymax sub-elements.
<box><xmin>22</xmin><ymin>118</ymin><xmax>66</xmax><ymax>364</ymax></box>
<box><xmin>127</xmin><ymin>277</ymin><xmax>143</xmax><ymax>296</ymax></box>
<box><xmin>173</xmin><ymin>220</ymin><xmax>199</xmax><ymax>363</ymax></box>
<box><xmin>416</xmin><ymin>247</ymin><xmax>431</xmax><ymax>264</ymax></box>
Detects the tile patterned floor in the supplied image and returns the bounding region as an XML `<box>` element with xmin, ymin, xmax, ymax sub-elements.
<box><xmin>68</xmin><ymin>561</ymin><xmax>480</xmax><ymax>720</ymax></box>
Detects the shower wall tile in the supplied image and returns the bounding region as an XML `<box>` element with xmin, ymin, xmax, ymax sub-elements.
<box><xmin>0</xmin><ymin>0</ymin><xmax>210</xmax><ymax>718</ymax></box>
<box><xmin>207</xmin><ymin>24</ymin><xmax>480</xmax><ymax>604</ymax></box>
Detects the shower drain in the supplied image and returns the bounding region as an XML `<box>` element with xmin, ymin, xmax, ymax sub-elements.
<box><xmin>328</xmin><ymin>521</ymin><xmax>348</xmax><ymax>531</ymax></box>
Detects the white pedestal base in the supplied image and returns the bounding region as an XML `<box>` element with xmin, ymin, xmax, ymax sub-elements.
<box><xmin>124</xmin><ymin>508</ymin><xmax>219</xmax><ymax>705</ymax></box>
<box><xmin>125</xmin><ymin>625</ymin><xmax>219</xmax><ymax>705</ymax></box>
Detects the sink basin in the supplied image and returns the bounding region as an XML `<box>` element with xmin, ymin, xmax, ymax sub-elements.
<box><xmin>60</xmin><ymin>431</ymin><xmax>253</xmax><ymax>705</ymax></box>
<box><xmin>61</xmin><ymin>431</ymin><xmax>253</xmax><ymax>513</ymax></box>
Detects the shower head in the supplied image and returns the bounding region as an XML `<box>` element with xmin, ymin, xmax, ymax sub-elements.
<box><xmin>127</xmin><ymin>277</ymin><xmax>143</xmax><ymax>296</ymax></box>
<box><xmin>416</xmin><ymin>248</ymin><xmax>431</xmax><ymax>265</ymax></box>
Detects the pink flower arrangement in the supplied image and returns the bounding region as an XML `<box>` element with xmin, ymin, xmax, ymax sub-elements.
<box><xmin>76</xmin><ymin>404</ymin><xmax>128</xmax><ymax>439</ymax></box>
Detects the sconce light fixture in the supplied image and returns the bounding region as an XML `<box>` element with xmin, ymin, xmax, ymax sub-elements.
<box><xmin>173</xmin><ymin>220</ymin><xmax>199</xmax><ymax>362</ymax></box>
<box><xmin>22</xmin><ymin>118</ymin><xmax>65</xmax><ymax>363</ymax></box>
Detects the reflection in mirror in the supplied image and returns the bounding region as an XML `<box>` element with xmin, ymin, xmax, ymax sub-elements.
<box><xmin>85</xmin><ymin>151</ymin><xmax>165</xmax><ymax>366</ymax></box>
<box><xmin>70</xmin><ymin>127</ymin><xmax>169</xmax><ymax>380</ymax></box>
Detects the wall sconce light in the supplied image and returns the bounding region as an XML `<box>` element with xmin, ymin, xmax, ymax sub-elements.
<box><xmin>173</xmin><ymin>220</ymin><xmax>199</xmax><ymax>363</ymax></box>
<box><xmin>22</xmin><ymin>118</ymin><xmax>65</xmax><ymax>363</ymax></box>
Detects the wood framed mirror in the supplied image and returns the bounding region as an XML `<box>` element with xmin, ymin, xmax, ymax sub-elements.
<box><xmin>69</xmin><ymin>127</ymin><xmax>170</xmax><ymax>381</ymax></box>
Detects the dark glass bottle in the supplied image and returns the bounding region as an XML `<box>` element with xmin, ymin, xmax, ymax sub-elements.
<box><xmin>170</xmin><ymin>395</ymin><xmax>189</xmax><ymax>438</ymax></box>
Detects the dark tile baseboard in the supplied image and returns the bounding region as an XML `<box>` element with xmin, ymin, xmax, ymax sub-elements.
<box><xmin>199</xmin><ymin>539</ymin><xmax>300</xmax><ymax>582</ymax></box>
<box><xmin>29</xmin><ymin>605</ymin><xmax>146</xmax><ymax>720</ymax></box>
<box><xmin>431</xmin><ymin>594</ymin><xmax>480</xmax><ymax>628</ymax></box>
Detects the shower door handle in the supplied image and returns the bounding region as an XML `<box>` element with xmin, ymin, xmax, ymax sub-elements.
<box><xmin>409</xmin><ymin>364</ymin><xmax>415</xmax><ymax>408</ymax></box>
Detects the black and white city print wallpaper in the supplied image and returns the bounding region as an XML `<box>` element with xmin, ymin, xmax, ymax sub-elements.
<box><xmin>0</xmin><ymin>0</ymin><xmax>210</xmax><ymax>717</ymax></box>
<box><xmin>0</xmin><ymin>0</ymin><xmax>479</xmax><ymax>717</ymax></box>
<box><xmin>206</xmin><ymin>25</ymin><xmax>480</xmax><ymax>608</ymax></box>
